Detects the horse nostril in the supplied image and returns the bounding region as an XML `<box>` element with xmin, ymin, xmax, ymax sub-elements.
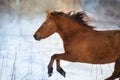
<box><xmin>33</xmin><ymin>35</ymin><xmax>36</xmax><ymax>38</ymax></box>
<box><xmin>33</xmin><ymin>35</ymin><xmax>41</xmax><ymax>41</ymax></box>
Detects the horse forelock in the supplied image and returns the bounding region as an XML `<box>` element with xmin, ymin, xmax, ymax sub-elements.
<box><xmin>49</xmin><ymin>11</ymin><xmax>95</xmax><ymax>29</ymax></box>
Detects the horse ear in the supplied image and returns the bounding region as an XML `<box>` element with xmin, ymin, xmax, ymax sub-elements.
<box><xmin>46</xmin><ymin>10</ymin><xmax>52</xmax><ymax>18</ymax></box>
<box><xmin>46</xmin><ymin>10</ymin><xmax>57</xmax><ymax>19</ymax></box>
<box><xmin>46</xmin><ymin>10</ymin><xmax>50</xmax><ymax>16</ymax></box>
<box><xmin>46</xmin><ymin>10</ymin><xmax>52</xmax><ymax>16</ymax></box>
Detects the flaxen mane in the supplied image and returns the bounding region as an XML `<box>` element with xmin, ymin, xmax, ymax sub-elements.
<box><xmin>51</xmin><ymin>11</ymin><xmax>94</xmax><ymax>29</ymax></box>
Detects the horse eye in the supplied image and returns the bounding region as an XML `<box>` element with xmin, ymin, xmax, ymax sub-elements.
<box><xmin>44</xmin><ymin>22</ymin><xmax>48</xmax><ymax>26</ymax></box>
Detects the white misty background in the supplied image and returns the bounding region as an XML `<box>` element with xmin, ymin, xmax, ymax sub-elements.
<box><xmin>0</xmin><ymin>0</ymin><xmax>120</xmax><ymax>80</ymax></box>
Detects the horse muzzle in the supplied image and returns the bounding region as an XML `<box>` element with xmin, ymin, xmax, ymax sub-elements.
<box><xmin>33</xmin><ymin>35</ymin><xmax>41</xmax><ymax>41</ymax></box>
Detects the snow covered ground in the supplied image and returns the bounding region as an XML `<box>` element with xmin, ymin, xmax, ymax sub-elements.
<box><xmin>0</xmin><ymin>13</ymin><xmax>119</xmax><ymax>80</ymax></box>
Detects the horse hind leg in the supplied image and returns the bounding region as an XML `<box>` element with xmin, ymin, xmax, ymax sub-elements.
<box><xmin>105</xmin><ymin>56</ymin><xmax>120</xmax><ymax>80</ymax></box>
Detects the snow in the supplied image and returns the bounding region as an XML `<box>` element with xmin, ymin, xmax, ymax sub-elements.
<box><xmin>0</xmin><ymin>13</ymin><xmax>119</xmax><ymax>80</ymax></box>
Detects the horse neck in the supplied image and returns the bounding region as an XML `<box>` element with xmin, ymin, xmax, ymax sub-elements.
<box><xmin>56</xmin><ymin>18</ymin><xmax>89</xmax><ymax>41</ymax></box>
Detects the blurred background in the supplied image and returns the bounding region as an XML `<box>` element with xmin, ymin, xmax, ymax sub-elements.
<box><xmin>0</xmin><ymin>0</ymin><xmax>120</xmax><ymax>80</ymax></box>
<box><xmin>1</xmin><ymin>0</ymin><xmax>120</xmax><ymax>29</ymax></box>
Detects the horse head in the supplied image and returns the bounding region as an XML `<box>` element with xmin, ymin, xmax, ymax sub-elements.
<box><xmin>34</xmin><ymin>11</ymin><xmax>58</xmax><ymax>41</ymax></box>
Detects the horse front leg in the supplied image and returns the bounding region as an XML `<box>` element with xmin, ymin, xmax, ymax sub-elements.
<box><xmin>47</xmin><ymin>54</ymin><xmax>56</xmax><ymax>77</ymax></box>
<box><xmin>56</xmin><ymin>59</ymin><xmax>66</xmax><ymax>77</ymax></box>
<box><xmin>105</xmin><ymin>56</ymin><xmax>120</xmax><ymax>80</ymax></box>
<box><xmin>48</xmin><ymin>53</ymin><xmax>66</xmax><ymax>77</ymax></box>
<box><xmin>48</xmin><ymin>53</ymin><xmax>75</xmax><ymax>77</ymax></box>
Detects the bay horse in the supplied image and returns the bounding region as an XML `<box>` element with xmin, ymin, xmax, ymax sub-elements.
<box><xmin>33</xmin><ymin>11</ymin><xmax>120</xmax><ymax>80</ymax></box>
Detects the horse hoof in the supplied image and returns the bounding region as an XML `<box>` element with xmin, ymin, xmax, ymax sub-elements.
<box><xmin>105</xmin><ymin>78</ymin><xmax>113</xmax><ymax>80</ymax></box>
<box><xmin>57</xmin><ymin>68</ymin><xmax>66</xmax><ymax>77</ymax></box>
<box><xmin>48</xmin><ymin>73</ymin><xmax>52</xmax><ymax>77</ymax></box>
<box><xmin>48</xmin><ymin>67</ymin><xmax>53</xmax><ymax>77</ymax></box>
